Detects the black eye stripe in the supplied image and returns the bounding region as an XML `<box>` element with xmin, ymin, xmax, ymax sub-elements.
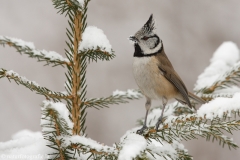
<box><xmin>141</xmin><ymin>36</ymin><xmax>149</xmax><ymax>40</ymax></box>
<box><xmin>141</xmin><ymin>35</ymin><xmax>158</xmax><ymax>40</ymax></box>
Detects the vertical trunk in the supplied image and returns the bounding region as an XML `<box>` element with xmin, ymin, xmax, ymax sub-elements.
<box><xmin>72</xmin><ymin>11</ymin><xmax>82</xmax><ymax>135</ymax></box>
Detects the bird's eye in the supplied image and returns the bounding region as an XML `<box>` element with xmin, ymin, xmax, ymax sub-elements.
<box><xmin>141</xmin><ymin>36</ymin><xmax>149</xmax><ymax>40</ymax></box>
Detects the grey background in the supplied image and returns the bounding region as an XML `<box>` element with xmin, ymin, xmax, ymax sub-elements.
<box><xmin>0</xmin><ymin>0</ymin><xmax>240</xmax><ymax>159</ymax></box>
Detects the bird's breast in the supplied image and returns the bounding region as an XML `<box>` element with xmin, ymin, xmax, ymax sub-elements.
<box><xmin>132</xmin><ymin>57</ymin><xmax>177</xmax><ymax>100</ymax></box>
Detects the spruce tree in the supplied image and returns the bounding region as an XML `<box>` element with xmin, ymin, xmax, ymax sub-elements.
<box><xmin>0</xmin><ymin>1</ymin><xmax>240</xmax><ymax>160</ymax></box>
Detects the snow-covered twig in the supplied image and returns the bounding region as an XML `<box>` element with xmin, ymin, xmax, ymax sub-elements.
<box><xmin>79</xmin><ymin>26</ymin><xmax>113</xmax><ymax>53</ymax></box>
<box><xmin>59</xmin><ymin>135</ymin><xmax>118</xmax><ymax>159</ymax></box>
<box><xmin>195</xmin><ymin>42</ymin><xmax>240</xmax><ymax>94</ymax></box>
<box><xmin>118</xmin><ymin>133</ymin><xmax>147</xmax><ymax>160</ymax></box>
<box><xmin>41</xmin><ymin>101</ymin><xmax>73</xmax><ymax>159</ymax></box>
<box><xmin>201</xmin><ymin>93</ymin><xmax>234</xmax><ymax>102</ymax></box>
<box><xmin>0</xmin><ymin>69</ymin><xmax>72</xmax><ymax>102</ymax></box>
<box><xmin>53</xmin><ymin>0</ymin><xmax>88</xmax><ymax>13</ymax></box>
<box><xmin>78</xmin><ymin>26</ymin><xmax>115</xmax><ymax>62</ymax></box>
<box><xmin>146</xmin><ymin>139</ymin><xmax>191</xmax><ymax>160</ymax></box>
<box><xmin>144</xmin><ymin>115</ymin><xmax>239</xmax><ymax>150</ymax></box>
<box><xmin>0</xmin><ymin>36</ymin><xmax>70</xmax><ymax>67</ymax></box>
<box><xmin>119</xmin><ymin>128</ymin><xmax>191</xmax><ymax>160</ymax></box>
<box><xmin>197</xmin><ymin>62</ymin><xmax>240</xmax><ymax>94</ymax></box>
<box><xmin>137</xmin><ymin>93</ymin><xmax>240</xmax><ymax>151</ymax></box>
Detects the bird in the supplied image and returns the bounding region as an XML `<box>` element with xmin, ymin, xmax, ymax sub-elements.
<box><xmin>129</xmin><ymin>14</ymin><xmax>205</xmax><ymax>134</ymax></box>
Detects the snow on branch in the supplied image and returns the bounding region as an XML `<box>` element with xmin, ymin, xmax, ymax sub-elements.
<box><xmin>0</xmin><ymin>69</ymin><xmax>72</xmax><ymax>102</ymax></box>
<box><xmin>0</xmin><ymin>36</ymin><xmax>70</xmax><ymax>67</ymax></box>
<box><xmin>138</xmin><ymin>93</ymin><xmax>240</xmax><ymax>150</ymax></box>
<box><xmin>118</xmin><ymin>128</ymin><xmax>191</xmax><ymax>160</ymax></box>
<box><xmin>112</xmin><ymin>89</ymin><xmax>142</xmax><ymax>98</ymax></box>
<box><xmin>84</xmin><ymin>89</ymin><xmax>142</xmax><ymax>109</ymax></box>
<box><xmin>41</xmin><ymin>101</ymin><xmax>73</xmax><ymax>133</ymax></box>
<box><xmin>118</xmin><ymin>133</ymin><xmax>147</xmax><ymax>160</ymax></box>
<box><xmin>146</xmin><ymin>139</ymin><xmax>191</xmax><ymax>160</ymax></box>
<box><xmin>195</xmin><ymin>42</ymin><xmax>240</xmax><ymax>94</ymax></box>
<box><xmin>59</xmin><ymin>135</ymin><xmax>118</xmax><ymax>159</ymax></box>
<box><xmin>79</xmin><ymin>26</ymin><xmax>115</xmax><ymax>62</ymax></box>
<box><xmin>52</xmin><ymin>0</ymin><xmax>89</xmax><ymax>14</ymax></box>
<box><xmin>79</xmin><ymin>26</ymin><xmax>112</xmax><ymax>53</ymax></box>
<box><xmin>41</xmin><ymin>101</ymin><xmax>73</xmax><ymax>159</ymax></box>
<box><xmin>73</xmin><ymin>0</ymin><xmax>85</xmax><ymax>8</ymax></box>
<box><xmin>142</xmin><ymin>116</ymin><xmax>239</xmax><ymax>151</ymax></box>
<box><xmin>201</xmin><ymin>93</ymin><xmax>234</xmax><ymax>102</ymax></box>
<box><xmin>197</xmin><ymin>92</ymin><xmax>240</xmax><ymax>119</ymax></box>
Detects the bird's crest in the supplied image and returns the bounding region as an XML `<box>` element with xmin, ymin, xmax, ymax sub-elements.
<box><xmin>142</xmin><ymin>14</ymin><xmax>156</xmax><ymax>33</ymax></box>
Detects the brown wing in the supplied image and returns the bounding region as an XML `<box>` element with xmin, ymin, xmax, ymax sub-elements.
<box><xmin>156</xmin><ymin>50</ymin><xmax>192</xmax><ymax>108</ymax></box>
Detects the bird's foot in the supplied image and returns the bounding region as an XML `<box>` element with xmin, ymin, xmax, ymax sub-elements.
<box><xmin>155</xmin><ymin>118</ymin><xmax>163</xmax><ymax>132</ymax></box>
<box><xmin>137</xmin><ymin>125</ymin><xmax>148</xmax><ymax>135</ymax></box>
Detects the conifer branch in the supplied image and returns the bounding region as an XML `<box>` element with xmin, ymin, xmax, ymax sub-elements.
<box><xmin>201</xmin><ymin>93</ymin><xmax>234</xmax><ymax>102</ymax></box>
<box><xmin>0</xmin><ymin>69</ymin><xmax>72</xmax><ymax>101</ymax></box>
<box><xmin>51</xmin><ymin>110</ymin><xmax>65</xmax><ymax>159</ymax></box>
<box><xmin>80</xmin><ymin>48</ymin><xmax>115</xmax><ymax>62</ymax></box>
<box><xmin>144</xmin><ymin>141</ymin><xmax>192</xmax><ymax>160</ymax></box>
<box><xmin>67</xmin><ymin>144</ymin><xmax>118</xmax><ymax>159</ymax></box>
<box><xmin>173</xmin><ymin>105</ymin><xmax>194</xmax><ymax>116</ymax></box>
<box><xmin>3</xmin><ymin>1</ymin><xmax>240</xmax><ymax>159</ymax></box>
<box><xmin>84</xmin><ymin>89</ymin><xmax>142</xmax><ymax>109</ymax></box>
<box><xmin>59</xmin><ymin>135</ymin><xmax>118</xmax><ymax>159</ymax></box>
<box><xmin>197</xmin><ymin>62</ymin><xmax>240</xmax><ymax>94</ymax></box>
<box><xmin>52</xmin><ymin>0</ymin><xmax>90</xmax><ymax>15</ymax></box>
<box><xmin>0</xmin><ymin>36</ymin><xmax>70</xmax><ymax>67</ymax></box>
<box><xmin>142</xmin><ymin>113</ymin><xmax>240</xmax><ymax>150</ymax></box>
<box><xmin>41</xmin><ymin>102</ymin><xmax>73</xmax><ymax>159</ymax></box>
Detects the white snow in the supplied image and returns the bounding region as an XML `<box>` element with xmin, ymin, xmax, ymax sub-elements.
<box><xmin>79</xmin><ymin>26</ymin><xmax>112</xmax><ymax>53</ymax></box>
<box><xmin>211</xmin><ymin>42</ymin><xmax>239</xmax><ymax>66</ymax></box>
<box><xmin>0</xmin><ymin>36</ymin><xmax>35</xmax><ymax>49</ymax></box>
<box><xmin>120</xmin><ymin>127</ymin><xmax>188</xmax><ymax>160</ymax></box>
<box><xmin>0</xmin><ymin>130</ymin><xmax>53</xmax><ymax>160</ymax></box>
<box><xmin>60</xmin><ymin>135</ymin><xmax>116</xmax><ymax>154</ymax></box>
<box><xmin>41</xmin><ymin>101</ymin><xmax>73</xmax><ymax>131</ymax></box>
<box><xmin>147</xmin><ymin>139</ymin><xmax>178</xmax><ymax>160</ymax></box>
<box><xmin>0</xmin><ymin>36</ymin><xmax>69</xmax><ymax>63</ymax></box>
<box><xmin>118</xmin><ymin>133</ymin><xmax>147</xmax><ymax>160</ymax></box>
<box><xmin>2</xmin><ymin>40</ymin><xmax>240</xmax><ymax>159</ymax></box>
<box><xmin>5</xmin><ymin>70</ymin><xmax>40</xmax><ymax>87</ymax></box>
<box><xmin>194</xmin><ymin>41</ymin><xmax>239</xmax><ymax>91</ymax></box>
<box><xmin>77</xmin><ymin>0</ymin><xmax>84</xmax><ymax>7</ymax></box>
<box><xmin>112</xmin><ymin>89</ymin><xmax>142</xmax><ymax>98</ymax></box>
<box><xmin>151</xmin><ymin>92</ymin><xmax>240</xmax><ymax>126</ymax></box>
<box><xmin>197</xmin><ymin>92</ymin><xmax>240</xmax><ymax>120</ymax></box>
<box><xmin>213</xmin><ymin>86</ymin><xmax>240</xmax><ymax>94</ymax></box>
<box><xmin>34</xmin><ymin>50</ymin><xmax>69</xmax><ymax>62</ymax></box>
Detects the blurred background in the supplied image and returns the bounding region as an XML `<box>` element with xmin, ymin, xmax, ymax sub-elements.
<box><xmin>0</xmin><ymin>0</ymin><xmax>240</xmax><ymax>159</ymax></box>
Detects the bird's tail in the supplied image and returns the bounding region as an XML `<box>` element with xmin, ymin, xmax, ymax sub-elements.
<box><xmin>188</xmin><ymin>92</ymin><xmax>205</xmax><ymax>104</ymax></box>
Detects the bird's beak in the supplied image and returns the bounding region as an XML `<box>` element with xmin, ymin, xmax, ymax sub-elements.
<box><xmin>129</xmin><ymin>36</ymin><xmax>138</xmax><ymax>43</ymax></box>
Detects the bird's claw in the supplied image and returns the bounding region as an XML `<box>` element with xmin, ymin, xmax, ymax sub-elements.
<box><xmin>137</xmin><ymin>125</ymin><xmax>148</xmax><ymax>135</ymax></box>
<box><xmin>155</xmin><ymin>118</ymin><xmax>163</xmax><ymax>132</ymax></box>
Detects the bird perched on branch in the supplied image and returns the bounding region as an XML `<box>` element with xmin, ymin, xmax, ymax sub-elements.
<box><xmin>129</xmin><ymin>14</ymin><xmax>205</xmax><ymax>134</ymax></box>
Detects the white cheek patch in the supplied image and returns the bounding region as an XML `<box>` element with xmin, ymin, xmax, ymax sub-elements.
<box><xmin>140</xmin><ymin>41</ymin><xmax>162</xmax><ymax>55</ymax></box>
